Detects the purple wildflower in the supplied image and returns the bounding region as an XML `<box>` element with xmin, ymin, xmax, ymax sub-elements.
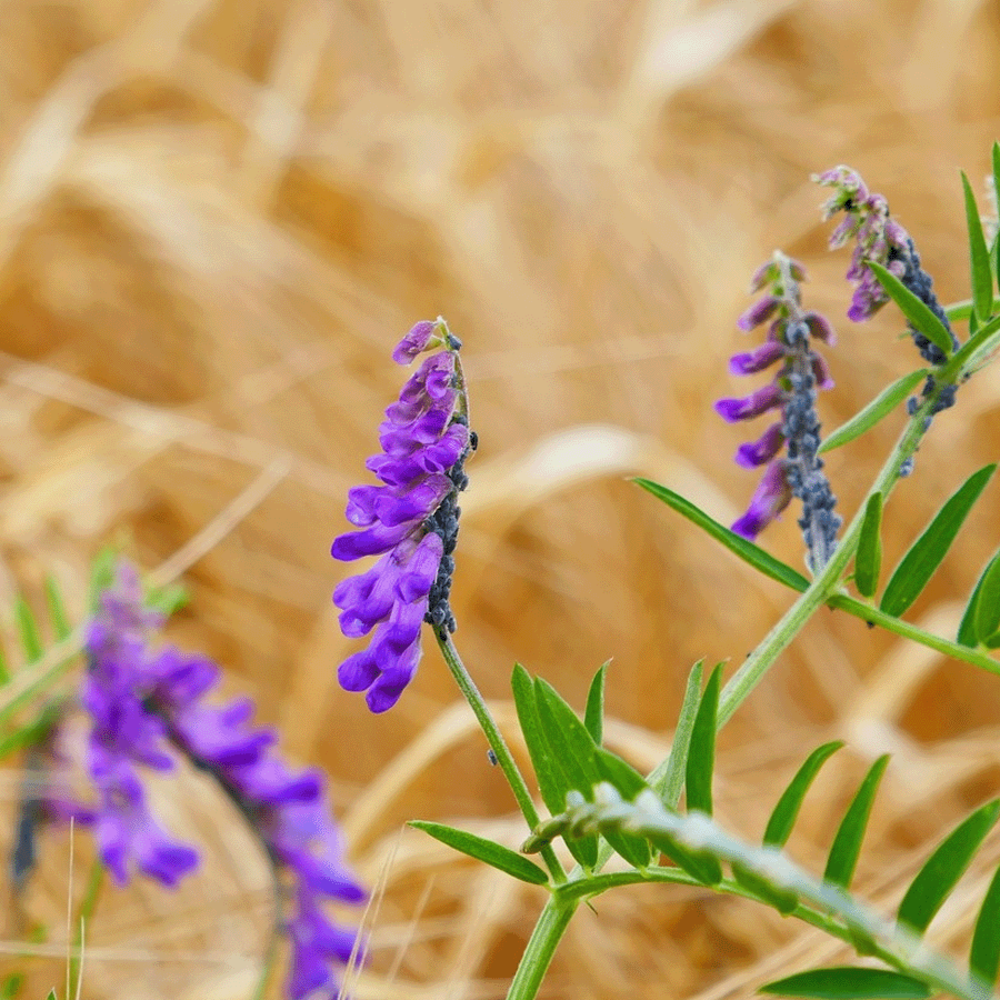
<box><xmin>815</xmin><ymin>165</ymin><xmax>958</xmax><ymax>368</ymax></box>
<box><xmin>716</xmin><ymin>253</ymin><xmax>841</xmax><ymax>570</ymax></box>
<box><xmin>333</xmin><ymin>317</ymin><xmax>474</xmax><ymax>713</ymax></box>
<box><xmin>63</xmin><ymin>563</ymin><xmax>366</xmax><ymax>1000</ymax></box>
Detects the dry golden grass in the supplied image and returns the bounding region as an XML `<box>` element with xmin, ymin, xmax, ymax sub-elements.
<box><xmin>1</xmin><ymin>0</ymin><xmax>1000</xmax><ymax>996</ymax></box>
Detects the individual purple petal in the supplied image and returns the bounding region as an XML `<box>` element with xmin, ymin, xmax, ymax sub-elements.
<box><xmin>392</xmin><ymin>319</ymin><xmax>442</xmax><ymax>365</ymax></box>
<box><xmin>396</xmin><ymin>533</ymin><xmax>443</xmax><ymax>603</ymax></box>
<box><xmin>714</xmin><ymin>384</ymin><xmax>784</xmax><ymax>422</ymax></box>
<box><xmin>331</xmin><ymin>520</ymin><xmax>412</xmax><ymax>561</ymax></box>
<box><xmin>736</xmin><ymin>295</ymin><xmax>780</xmax><ymax>331</ymax></box>
<box><xmin>730</xmin><ymin>461</ymin><xmax>793</xmax><ymax>541</ymax></box>
<box><xmin>728</xmin><ymin>341</ymin><xmax>786</xmax><ymax>375</ymax></box>
<box><xmin>735</xmin><ymin>423</ymin><xmax>785</xmax><ymax>468</ymax></box>
<box><xmin>811</xmin><ymin>352</ymin><xmax>834</xmax><ymax>390</ymax></box>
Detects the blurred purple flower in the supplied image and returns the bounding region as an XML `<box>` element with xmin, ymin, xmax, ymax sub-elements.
<box><xmin>333</xmin><ymin>318</ymin><xmax>474</xmax><ymax>713</ymax></box>
<box><xmin>66</xmin><ymin>562</ymin><xmax>366</xmax><ymax>1000</ymax></box>
<box><xmin>716</xmin><ymin>253</ymin><xmax>841</xmax><ymax>570</ymax></box>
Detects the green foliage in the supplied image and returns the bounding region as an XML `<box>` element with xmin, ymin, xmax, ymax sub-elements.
<box><xmin>760</xmin><ymin>967</ymin><xmax>931</xmax><ymax>1000</ymax></box>
<box><xmin>971</xmin><ymin>864</ymin><xmax>1000</xmax><ymax>987</ymax></box>
<box><xmin>823</xmin><ymin>756</ymin><xmax>889</xmax><ymax>890</ymax></box>
<box><xmin>867</xmin><ymin>261</ymin><xmax>955</xmax><ymax>359</ymax></box>
<box><xmin>764</xmin><ymin>741</ymin><xmax>844</xmax><ymax>848</ymax></box>
<box><xmin>685</xmin><ymin>665</ymin><xmax>721</xmax><ymax>816</ymax></box>
<box><xmin>961</xmin><ymin>171</ymin><xmax>995</xmax><ymax>326</ymax></box>
<box><xmin>409</xmin><ymin>821</ymin><xmax>550</xmax><ymax>885</ymax></box>
<box><xmin>819</xmin><ymin>371</ymin><xmax>926</xmax><ymax>455</ymax></box>
<box><xmin>584</xmin><ymin>661</ymin><xmax>608</xmax><ymax>746</ymax></box>
<box><xmin>897</xmin><ymin>799</ymin><xmax>1000</xmax><ymax>934</ymax></box>
<box><xmin>632</xmin><ymin>479</ymin><xmax>809</xmax><ymax>593</ymax></box>
<box><xmin>880</xmin><ymin>465</ymin><xmax>996</xmax><ymax>617</ymax></box>
<box><xmin>648</xmin><ymin>658</ymin><xmax>704</xmax><ymax>807</ymax></box>
<box><xmin>854</xmin><ymin>494</ymin><xmax>883</xmax><ymax>600</ymax></box>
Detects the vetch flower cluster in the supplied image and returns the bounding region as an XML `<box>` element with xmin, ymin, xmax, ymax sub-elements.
<box><xmin>716</xmin><ymin>253</ymin><xmax>841</xmax><ymax>571</ymax></box>
<box><xmin>815</xmin><ymin>165</ymin><xmax>959</xmax><ymax>370</ymax></box>
<box><xmin>71</xmin><ymin>563</ymin><xmax>366</xmax><ymax>1000</ymax></box>
<box><xmin>332</xmin><ymin>318</ymin><xmax>474</xmax><ymax>713</ymax></box>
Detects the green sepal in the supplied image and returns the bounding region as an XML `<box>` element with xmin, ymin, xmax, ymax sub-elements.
<box><xmin>897</xmin><ymin>798</ymin><xmax>1000</xmax><ymax>934</ymax></box>
<box><xmin>764</xmin><ymin>741</ymin><xmax>845</xmax><ymax>848</ymax></box>
<box><xmin>971</xmin><ymin>863</ymin><xmax>1000</xmax><ymax>987</ymax></box>
<box><xmin>853</xmin><ymin>494</ymin><xmax>883</xmax><ymax>600</ymax></box>
<box><xmin>962</xmin><ymin>170</ymin><xmax>995</xmax><ymax>325</ymax></box>
<box><xmin>823</xmin><ymin>755</ymin><xmax>890</xmax><ymax>889</ymax></box>
<box><xmin>880</xmin><ymin>464</ymin><xmax>997</xmax><ymax>618</ymax></box>
<box><xmin>819</xmin><ymin>370</ymin><xmax>926</xmax><ymax>455</ymax></box>
<box><xmin>686</xmin><ymin>664</ymin><xmax>722</xmax><ymax>816</ymax></box>
<box><xmin>867</xmin><ymin>261</ymin><xmax>955</xmax><ymax>359</ymax></box>
<box><xmin>632</xmin><ymin>479</ymin><xmax>808</xmax><ymax>593</ymax></box>
<box><xmin>760</xmin><ymin>966</ymin><xmax>931</xmax><ymax>1000</ymax></box>
<box><xmin>584</xmin><ymin>660</ymin><xmax>608</xmax><ymax>746</ymax></box>
<box><xmin>408</xmin><ymin>821</ymin><xmax>550</xmax><ymax>885</ymax></box>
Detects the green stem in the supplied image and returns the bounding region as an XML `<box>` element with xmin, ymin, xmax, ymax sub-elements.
<box><xmin>718</xmin><ymin>383</ymin><xmax>938</xmax><ymax>727</ymax></box>
<box><xmin>435</xmin><ymin>629</ymin><xmax>565</xmax><ymax>883</ymax></box>
<box><xmin>504</xmin><ymin>895</ymin><xmax>578</xmax><ymax>1000</ymax></box>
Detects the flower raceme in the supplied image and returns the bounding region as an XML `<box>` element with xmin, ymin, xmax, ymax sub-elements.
<box><xmin>715</xmin><ymin>253</ymin><xmax>841</xmax><ymax>572</ymax></box>
<box><xmin>332</xmin><ymin>318</ymin><xmax>474</xmax><ymax>713</ymax></box>
<box><xmin>68</xmin><ymin>563</ymin><xmax>366</xmax><ymax>1000</ymax></box>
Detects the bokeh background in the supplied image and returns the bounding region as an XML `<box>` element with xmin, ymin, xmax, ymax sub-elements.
<box><xmin>2</xmin><ymin>0</ymin><xmax>1000</xmax><ymax>997</ymax></box>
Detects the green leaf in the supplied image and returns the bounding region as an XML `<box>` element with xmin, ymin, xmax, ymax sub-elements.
<box><xmin>764</xmin><ymin>741</ymin><xmax>845</xmax><ymax>848</ymax></box>
<box><xmin>971</xmin><ymin>863</ymin><xmax>1000</xmax><ymax>986</ymax></box>
<box><xmin>962</xmin><ymin>171</ymin><xmax>995</xmax><ymax>325</ymax></box>
<box><xmin>823</xmin><ymin>755</ymin><xmax>890</xmax><ymax>889</ymax></box>
<box><xmin>593</xmin><ymin>748</ymin><xmax>653</xmax><ymax>867</ymax></box>
<box><xmin>87</xmin><ymin>547</ymin><xmax>119</xmax><ymax>614</ymax></box>
<box><xmin>993</xmin><ymin>140</ymin><xmax>1000</xmax><ymax>281</ymax></box>
<box><xmin>408</xmin><ymin>821</ymin><xmax>549</xmax><ymax>884</ymax></box>
<box><xmin>867</xmin><ymin>261</ymin><xmax>955</xmax><ymax>359</ymax></box>
<box><xmin>646</xmin><ymin>830</ymin><xmax>723</xmax><ymax>885</ymax></box>
<box><xmin>985</xmin><ymin>630</ymin><xmax>1000</xmax><ymax>650</ymax></box>
<box><xmin>511</xmin><ymin>664</ymin><xmax>565</xmax><ymax>818</ymax></box>
<box><xmin>974</xmin><ymin>551</ymin><xmax>1000</xmax><ymax>647</ymax></box>
<box><xmin>897</xmin><ymin>798</ymin><xmax>1000</xmax><ymax>934</ymax></box>
<box><xmin>868</xmin><ymin>260</ymin><xmax>958</xmax><ymax>358</ymax></box>
<box><xmin>880</xmin><ymin>464</ymin><xmax>996</xmax><ymax>617</ymax></box>
<box><xmin>634</xmin><ymin>479</ymin><xmax>808</xmax><ymax>591</ymax></box>
<box><xmin>853</xmin><ymin>494</ymin><xmax>883</xmax><ymax>600</ymax></box>
<box><xmin>760</xmin><ymin>967</ymin><xmax>931</xmax><ymax>1000</ymax></box>
<box><xmin>44</xmin><ymin>576</ymin><xmax>72</xmax><ymax>641</ymax></box>
<box><xmin>943</xmin><ymin>312</ymin><xmax>1000</xmax><ymax>380</ymax></box>
<box><xmin>648</xmin><ymin>658</ymin><xmax>704</xmax><ymax>807</ymax></box>
<box><xmin>958</xmin><ymin>553</ymin><xmax>996</xmax><ymax>647</ymax></box>
<box><xmin>584</xmin><ymin>661</ymin><xmax>608</xmax><ymax>746</ymax></box>
<box><xmin>686</xmin><ymin>664</ymin><xmax>722</xmax><ymax>816</ymax></box>
<box><xmin>732</xmin><ymin>861</ymin><xmax>798</xmax><ymax>914</ymax></box>
<box><xmin>14</xmin><ymin>597</ymin><xmax>42</xmax><ymax>663</ymax></box>
<box><xmin>819</xmin><ymin>371</ymin><xmax>926</xmax><ymax>455</ymax></box>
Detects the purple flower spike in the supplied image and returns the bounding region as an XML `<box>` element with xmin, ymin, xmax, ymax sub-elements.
<box><xmin>60</xmin><ymin>563</ymin><xmax>367</xmax><ymax>998</ymax></box>
<box><xmin>333</xmin><ymin>319</ymin><xmax>474</xmax><ymax>711</ymax></box>
<box><xmin>717</xmin><ymin>252</ymin><xmax>841</xmax><ymax>571</ymax></box>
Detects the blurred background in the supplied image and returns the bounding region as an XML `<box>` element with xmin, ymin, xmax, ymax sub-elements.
<box><xmin>2</xmin><ymin>0</ymin><xmax>1000</xmax><ymax>997</ymax></box>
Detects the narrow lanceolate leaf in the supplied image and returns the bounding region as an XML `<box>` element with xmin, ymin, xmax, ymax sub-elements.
<box><xmin>44</xmin><ymin>576</ymin><xmax>72</xmax><ymax>641</ymax></box>
<box><xmin>971</xmin><ymin>863</ymin><xmax>1000</xmax><ymax>986</ymax></box>
<box><xmin>686</xmin><ymin>665</ymin><xmax>722</xmax><ymax>816</ymax></box>
<box><xmin>760</xmin><ymin>967</ymin><xmax>931</xmax><ymax>1000</ymax></box>
<box><xmin>764</xmin><ymin>742</ymin><xmax>845</xmax><ymax>848</ymax></box>
<box><xmin>897</xmin><ymin>799</ymin><xmax>1000</xmax><ymax>934</ymax></box>
<box><xmin>853</xmin><ymin>494</ymin><xmax>883</xmax><ymax>600</ymax></box>
<box><xmin>649</xmin><ymin>658</ymin><xmax>704</xmax><ymax>807</ymax></box>
<box><xmin>511</xmin><ymin>664</ymin><xmax>564</xmax><ymax>818</ymax></box>
<box><xmin>880</xmin><ymin>464</ymin><xmax>997</xmax><ymax>618</ymax></box>
<box><xmin>958</xmin><ymin>553</ymin><xmax>996</xmax><ymax>647</ymax></box>
<box><xmin>819</xmin><ymin>370</ymin><xmax>926</xmax><ymax>455</ymax></box>
<box><xmin>973</xmin><ymin>551</ymin><xmax>1000</xmax><ymax>647</ymax></box>
<box><xmin>962</xmin><ymin>171</ymin><xmax>995</xmax><ymax>325</ymax></box>
<box><xmin>584</xmin><ymin>661</ymin><xmax>608</xmax><ymax>746</ymax></box>
<box><xmin>593</xmin><ymin>748</ymin><xmax>653</xmax><ymax>868</ymax></box>
<box><xmin>408</xmin><ymin>821</ymin><xmax>550</xmax><ymax>885</ymax></box>
<box><xmin>823</xmin><ymin>755</ymin><xmax>890</xmax><ymax>889</ymax></box>
<box><xmin>867</xmin><ymin>261</ymin><xmax>955</xmax><ymax>359</ymax></box>
<box><xmin>14</xmin><ymin>597</ymin><xmax>43</xmax><ymax>663</ymax></box>
<box><xmin>993</xmin><ymin>140</ymin><xmax>1000</xmax><ymax>282</ymax></box>
<box><xmin>732</xmin><ymin>860</ymin><xmax>798</xmax><ymax>915</ymax></box>
<box><xmin>632</xmin><ymin>479</ymin><xmax>808</xmax><ymax>593</ymax></box>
